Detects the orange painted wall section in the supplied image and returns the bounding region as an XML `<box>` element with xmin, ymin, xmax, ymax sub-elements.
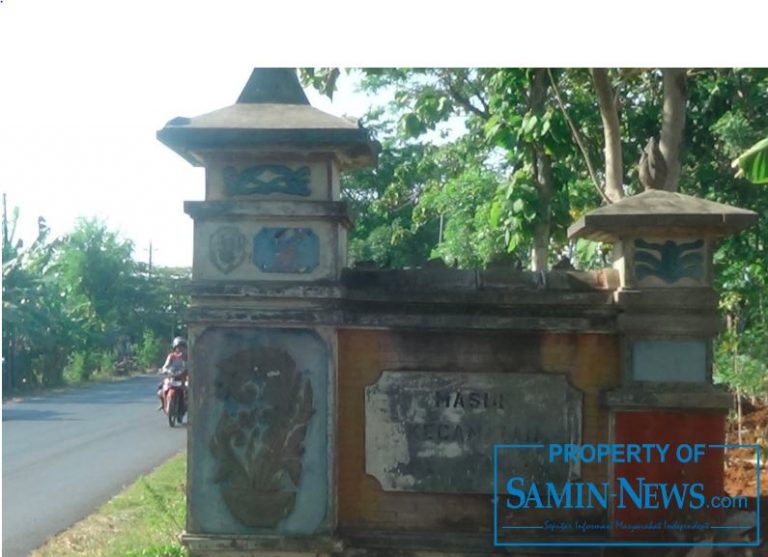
<box><xmin>336</xmin><ymin>329</ymin><xmax>621</xmax><ymax>532</ymax></box>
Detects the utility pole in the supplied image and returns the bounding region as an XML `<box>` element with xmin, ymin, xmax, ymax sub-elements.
<box><xmin>2</xmin><ymin>193</ymin><xmax>14</xmax><ymax>390</ymax></box>
<box><xmin>3</xmin><ymin>193</ymin><xmax>9</xmax><ymax>255</ymax></box>
<box><xmin>144</xmin><ymin>241</ymin><xmax>158</xmax><ymax>276</ymax></box>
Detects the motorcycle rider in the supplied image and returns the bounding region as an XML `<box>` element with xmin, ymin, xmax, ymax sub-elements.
<box><xmin>157</xmin><ymin>336</ymin><xmax>187</xmax><ymax>410</ymax></box>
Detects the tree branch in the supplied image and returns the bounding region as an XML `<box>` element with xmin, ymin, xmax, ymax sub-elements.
<box><xmin>467</xmin><ymin>71</ymin><xmax>490</xmax><ymax>114</ymax></box>
<box><xmin>546</xmin><ymin>69</ymin><xmax>612</xmax><ymax>205</ymax></box>
<box><xmin>528</xmin><ymin>70</ymin><xmax>554</xmax><ymax>272</ymax></box>
<box><xmin>445</xmin><ymin>72</ymin><xmax>490</xmax><ymax>120</ymax></box>
<box><xmin>591</xmin><ymin>68</ymin><xmax>624</xmax><ymax>202</ymax></box>
<box><xmin>659</xmin><ymin>68</ymin><xmax>687</xmax><ymax>192</ymax></box>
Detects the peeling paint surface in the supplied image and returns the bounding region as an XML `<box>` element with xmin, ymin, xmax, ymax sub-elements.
<box><xmin>189</xmin><ymin>327</ymin><xmax>329</xmax><ymax>535</ymax></box>
<box><xmin>365</xmin><ymin>372</ymin><xmax>582</xmax><ymax>493</ymax></box>
<box><xmin>253</xmin><ymin>227</ymin><xmax>319</xmax><ymax>274</ymax></box>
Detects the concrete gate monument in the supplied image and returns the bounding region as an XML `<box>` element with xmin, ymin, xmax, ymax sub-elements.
<box><xmin>158</xmin><ymin>68</ymin><xmax>758</xmax><ymax>556</ymax></box>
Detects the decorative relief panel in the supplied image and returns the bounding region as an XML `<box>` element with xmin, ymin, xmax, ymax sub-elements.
<box><xmin>190</xmin><ymin>328</ymin><xmax>329</xmax><ymax>534</ymax></box>
<box><xmin>253</xmin><ymin>227</ymin><xmax>319</xmax><ymax>274</ymax></box>
<box><xmin>209</xmin><ymin>226</ymin><xmax>246</xmax><ymax>274</ymax></box>
<box><xmin>223</xmin><ymin>164</ymin><xmax>311</xmax><ymax>197</ymax></box>
<box><xmin>210</xmin><ymin>345</ymin><xmax>314</xmax><ymax>528</ymax></box>
<box><xmin>633</xmin><ymin>238</ymin><xmax>705</xmax><ymax>285</ymax></box>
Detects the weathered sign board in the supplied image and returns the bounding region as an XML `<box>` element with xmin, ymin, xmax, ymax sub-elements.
<box><xmin>365</xmin><ymin>372</ymin><xmax>583</xmax><ymax>493</ymax></box>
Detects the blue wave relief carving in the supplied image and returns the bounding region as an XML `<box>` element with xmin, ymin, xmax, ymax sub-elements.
<box><xmin>223</xmin><ymin>165</ymin><xmax>311</xmax><ymax>197</ymax></box>
<box><xmin>633</xmin><ymin>239</ymin><xmax>704</xmax><ymax>284</ymax></box>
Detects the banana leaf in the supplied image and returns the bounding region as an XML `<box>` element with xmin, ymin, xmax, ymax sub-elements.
<box><xmin>733</xmin><ymin>136</ymin><xmax>768</xmax><ymax>184</ymax></box>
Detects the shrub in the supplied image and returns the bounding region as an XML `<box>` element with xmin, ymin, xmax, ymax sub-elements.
<box><xmin>63</xmin><ymin>352</ymin><xmax>91</xmax><ymax>383</ymax></box>
<box><xmin>124</xmin><ymin>544</ymin><xmax>187</xmax><ymax>557</ymax></box>
<box><xmin>96</xmin><ymin>349</ymin><xmax>116</xmax><ymax>377</ymax></box>
<box><xmin>137</xmin><ymin>330</ymin><xmax>167</xmax><ymax>371</ymax></box>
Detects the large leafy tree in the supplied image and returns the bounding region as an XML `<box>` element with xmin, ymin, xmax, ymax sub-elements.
<box><xmin>2</xmin><ymin>211</ymin><xmax>70</xmax><ymax>387</ymax></box>
<box><xmin>304</xmin><ymin>68</ymin><xmax>655</xmax><ymax>269</ymax></box>
<box><xmin>304</xmin><ymin>68</ymin><xmax>764</xmax><ymax>267</ymax></box>
<box><xmin>303</xmin><ymin>67</ymin><xmax>768</xmax><ymax>398</ymax></box>
<box><xmin>686</xmin><ymin>69</ymin><xmax>768</xmax><ymax>399</ymax></box>
<box><xmin>2</xmin><ymin>209</ymin><xmax>190</xmax><ymax>390</ymax></box>
<box><xmin>53</xmin><ymin>217</ymin><xmax>191</xmax><ymax>362</ymax></box>
<box><xmin>55</xmin><ymin>218</ymin><xmax>145</xmax><ymax>351</ymax></box>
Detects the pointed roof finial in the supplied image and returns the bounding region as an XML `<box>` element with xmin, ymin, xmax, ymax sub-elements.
<box><xmin>158</xmin><ymin>67</ymin><xmax>379</xmax><ymax>168</ymax></box>
<box><xmin>236</xmin><ymin>68</ymin><xmax>310</xmax><ymax>105</ymax></box>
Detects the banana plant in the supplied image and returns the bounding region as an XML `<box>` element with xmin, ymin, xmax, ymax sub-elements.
<box><xmin>733</xmin><ymin>136</ymin><xmax>768</xmax><ymax>184</ymax></box>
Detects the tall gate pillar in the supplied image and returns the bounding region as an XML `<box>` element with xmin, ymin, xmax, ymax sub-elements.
<box><xmin>158</xmin><ymin>68</ymin><xmax>378</xmax><ymax>556</ymax></box>
<box><xmin>569</xmin><ymin>190</ymin><xmax>757</xmax><ymax>536</ymax></box>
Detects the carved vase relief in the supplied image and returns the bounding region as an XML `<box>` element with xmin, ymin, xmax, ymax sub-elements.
<box><xmin>223</xmin><ymin>164</ymin><xmax>311</xmax><ymax>197</ymax></box>
<box><xmin>210</xmin><ymin>226</ymin><xmax>246</xmax><ymax>274</ymax></box>
<box><xmin>210</xmin><ymin>346</ymin><xmax>314</xmax><ymax>527</ymax></box>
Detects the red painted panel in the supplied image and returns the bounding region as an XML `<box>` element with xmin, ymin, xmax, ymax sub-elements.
<box><xmin>612</xmin><ymin>411</ymin><xmax>725</xmax><ymax>539</ymax></box>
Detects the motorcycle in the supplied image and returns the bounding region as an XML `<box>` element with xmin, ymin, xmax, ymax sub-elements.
<box><xmin>160</xmin><ymin>368</ymin><xmax>188</xmax><ymax>427</ymax></box>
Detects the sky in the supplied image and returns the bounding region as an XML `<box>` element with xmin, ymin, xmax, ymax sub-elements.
<box><xmin>1</xmin><ymin>0</ymin><xmax>764</xmax><ymax>268</ymax></box>
<box><xmin>0</xmin><ymin>1</ymin><xmax>374</xmax><ymax>268</ymax></box>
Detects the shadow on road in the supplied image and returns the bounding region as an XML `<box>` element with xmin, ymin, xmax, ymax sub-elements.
<box><xmin>2</xmin><ymin>408</ymin><xmax>70</xmax><ymax>421</ymax></box>
<box><xmin>5</xmin><ymin>375</ymin><xmax>161</xmax><ymax>407</ymax></box>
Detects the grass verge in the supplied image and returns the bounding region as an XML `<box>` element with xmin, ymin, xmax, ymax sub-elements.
<box><xmin>30</xmin><ymin>452</ymin><xmax>188</xmax><ymax>557</ymax></box>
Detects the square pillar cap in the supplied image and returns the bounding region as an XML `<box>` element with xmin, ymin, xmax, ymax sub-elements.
<box><xmin>568</xmin><ymin>190</ymin><xmax>758</xmax><ymax>242</ymax></box>
<box><xmin>157</xmin><ymin>68</ymin><xmax>379</xmax><ymax>169</ymax></box>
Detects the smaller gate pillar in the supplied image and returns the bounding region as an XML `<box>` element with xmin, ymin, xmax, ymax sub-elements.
<box><xmin>569</xmin><ymin>189</ymin><xmax>757</xmax><ymax>536</ymax></box>
<box><xmin>158</xmin><ymin>68</ymin><xmax>378</xmax><ymax>556</ymax></box>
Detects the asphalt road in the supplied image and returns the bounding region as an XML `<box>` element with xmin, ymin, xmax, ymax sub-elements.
<box><xmin>2</xmin><ymin>374</ymin><xmax>187</xmax><ymax>557</ymax></box>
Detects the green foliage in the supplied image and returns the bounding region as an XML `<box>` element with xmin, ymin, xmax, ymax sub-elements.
<box><xmin>329</xmin><ymin>68</ymin><xmax>631</xmax><ymax>269</ymax></box>
<box><xmin>306</xmin><ymin>67</ymin><xmax>768</xmax><ymax>399</ymax></box>
<box><xmin>341</xmin><ymin>114</ymin><xmax>444</xmax><ymax>267</ymax></box>
<box><xmin>139</xmin><ymin>476</ymin><xmax>185</xmax><ymax>533</ymax></box>
<box><xmin>55</xmin><ymin>218</ymin><xmax>144</xmax><ymax>351</ymax></box>
<box><xmin>733</xmin><ymin>136</ymin><xmax>768</xmax><ymax>184</ymax></box>
<box><xmin>31</xmin><ymin>453</ymin><xmax>188</xmax><ymax>557</ymax></box>
<box><xmin>571</xmin><ymin>238</ymin><xmax>610</xmax><ymax>270</ymax></box>
<box><xmin>714</xmin><ymin>328</ymin><xmax>768</xmax><ymax>397</ymax></box>
<box><xmin>3</xmin><ymin>215</ymin><xmax>71</xmax><ymax>388</ymax></box>
<box><xmin>96</xmin><ymin>349</ymin><xmax>116</xmax><ymax>377</ymax></box>
<box><xmin>125</xmin><ymin>543</ymin><xmax>188</xmax><ymax>557</ymax></box>
<box><xmin>299</xmin><ymin>67</ymin><xmax>342</xmax><ymax>99</ymax></box>
<box><xmin>59</xmin><ymin>344</ymin><xmax>117</xmax><ymax>384</ymax></box>
<box><xmin>124</xmin><ymin>544</ymin><xmax>187</xmax><ymax>557</ymax></box>
<box><xmin>2</xmin><ymin>210</ymin><xmax>189</xmax><ymax>393</ymax></box>
<box><xmin>62</xmin><ymin>352</ymin><xmax>91</xmax><ymax>383</ymax></box>
<box><xmin>137</xmin><ymin>330</ymin><xmax>167</xmax><ymax>371</ymax></box>
<box><xmin>712</xmin><ymin>112</ymin><xmax>761</xmax><ymax>159</ymax></box>
<box><xmin>683</xmin><ymin>69</ymin><xmax>768</xmax><ymax>396</ymax></box>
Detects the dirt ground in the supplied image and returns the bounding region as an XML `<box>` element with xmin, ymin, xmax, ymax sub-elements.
<box><xmin>698</xmin><ymin>405</ymin><xmax>768</xmax><ymax>556</ymax></box>
<box><xmin>725</xmin><ymin>405</ymin><xmax>768</xmax><ymax>498</ymax></box>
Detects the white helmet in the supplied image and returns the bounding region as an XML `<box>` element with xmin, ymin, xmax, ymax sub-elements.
<box><xmin>172</xmin><ymin>336</ymin><xmax>187</xmax><ymax>349</ymax></box>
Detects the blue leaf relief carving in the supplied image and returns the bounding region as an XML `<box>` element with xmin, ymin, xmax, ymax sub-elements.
<box><xmin>254</xmin><ymin>228</ymin><xmax>319</xmax><ymax>274</ymax></box>
<box><xmin>634</xmin><ymin>239</ymin><xmax>705</xmax><ymax>284</ymax></box>
<box><xmin>223</xmin><ymin>165</ymin><xmax>311</xmax><ymax>197</ymax></box>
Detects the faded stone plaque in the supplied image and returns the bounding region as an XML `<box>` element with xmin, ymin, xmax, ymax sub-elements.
<box><xmin>365</xmin><ymin>372</ymin><xmax>582</xmax><ymax>494</ymax></box>
<box><xmin>633</xmin><ymin>340</ymin><xmax>707</xmax><ymax>383</ymax></box>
